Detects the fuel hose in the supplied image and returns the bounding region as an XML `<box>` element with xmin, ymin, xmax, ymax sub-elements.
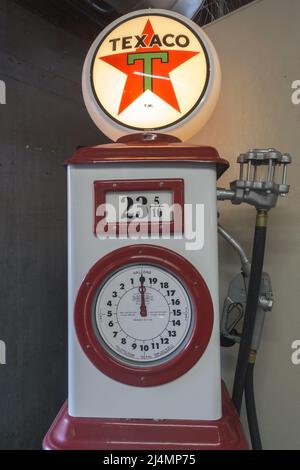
<box><xmin>232</xmin><ymin>211</ymin><xmax>267</xmax><ymax>432</ymax></box>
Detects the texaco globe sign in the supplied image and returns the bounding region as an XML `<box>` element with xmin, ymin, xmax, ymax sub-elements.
<box><xmin>82</xmin><ymin>9</ymin><xmax>221</xmax><ymax>141</ymax></box>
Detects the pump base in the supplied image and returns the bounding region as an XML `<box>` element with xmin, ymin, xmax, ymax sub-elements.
<box><xmin>43</xmin><ymin>383</ymin><xmax>248</xmax><ymax>450</ymax></box>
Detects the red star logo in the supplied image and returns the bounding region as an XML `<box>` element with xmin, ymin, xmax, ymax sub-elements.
<box><xmin>100</xmin><ymin>19</ymin><xmax>199</xmax><ymax>115</ymax></box>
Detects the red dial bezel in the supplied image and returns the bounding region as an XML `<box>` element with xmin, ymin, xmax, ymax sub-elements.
<box><xmin>74</xmin><ymin>245</ymin><xmax>214</xmax><ymax>387</ymax></box>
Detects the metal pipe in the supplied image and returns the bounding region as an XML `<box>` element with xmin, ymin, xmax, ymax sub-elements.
<box><xmin>282</xmin><ymin>164</ymin><xmax>287</xmax><ymax>184</ymax></box>
<box><xmin>216</xmin><ymin>188</ymin><xmax>235</xmax><ymax>201</ymax></box>
<box><xmin>218</xmin><ymin>224</ymin><xmax>251</xmax><ymax>277</ymax></box>
<box><xmin>239</xmin><ymin>163</ymin><xmax>244</xmax><ymax>180</ymax></box>
<box><xmin>267</xmin><ymin>159</ymin><xmax>273</xmax><ymax>181</ymax></box>
<box><xmin>247</xmin><ymin>161</ymin><xmax>251</xmax><ymax>180</ymax></box>
<box><xmin>253</xmin><ymin>165</ymin><xmax>257</xmax><ymax>181</ymax></box>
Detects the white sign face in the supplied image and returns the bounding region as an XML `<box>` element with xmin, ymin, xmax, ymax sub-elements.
<box><xmin>93</xmin><ymin>264</ymin><xmax>193</xmax><ymax>364</ymax></box>
<box><xmin>82</xmin><ymin>9</ymin><xmax>221</xmax><ymax>141</ymax></box>
<box><xmin>105</xmin><ymin>191</ymin><xmax>173</xmax><ymax>222</ymax></box>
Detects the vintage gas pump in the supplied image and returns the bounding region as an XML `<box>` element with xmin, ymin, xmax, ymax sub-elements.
<box><xmin>43</xmin><ymin>9</ymin><xmax>291</xmax><ymax>450</ymax></box>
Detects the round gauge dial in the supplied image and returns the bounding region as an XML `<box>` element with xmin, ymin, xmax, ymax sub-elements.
<box><xmin>93</xmin><ymin>264</ymin><xmax>193</xmax><ymax>365</ymax></box>
<box><xmin>75</xmin><ymin>245</ymin><xmax>214</xmax><ymax>387</ymax></box>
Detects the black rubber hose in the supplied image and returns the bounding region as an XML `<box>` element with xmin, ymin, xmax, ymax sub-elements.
<box><xmin>232</xmin><ymin>214</ymin><xmax>267</xmax><ymax>414</ymax></box>
<box><xmin>245</xmin><ymin>362</ymin><xmax>263</xmax><ymax>450</ymax></box>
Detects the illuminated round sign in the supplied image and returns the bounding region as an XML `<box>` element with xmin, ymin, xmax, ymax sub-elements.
<box><xmin>82</xmin><ymin>9</ymin><xmax>221</xmax><ymax>141</ymax></box>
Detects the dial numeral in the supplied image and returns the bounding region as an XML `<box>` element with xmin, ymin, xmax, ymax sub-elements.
<box><xmin>172</xmin><ymin>309</ymin><xmax>181</xmax><ymax>316</ymax></box>
<box><xmin>166</xmin><ymin>290</ymin><xmax>176</xmax><ymax>296</ymax></box>
<box><xmin>168</xmin><ymin>330</ymin><xmax>177</xmax><ymax>337</ymax></box>
<box><xmin>160</xmin><ymin>282</ymin><xmax>169</xmax><ymax>288</ymax></box>
<box><xmin>160</xmin><ymin>338</ymin><xmax>169</xmax><ymax>345</ymax></box>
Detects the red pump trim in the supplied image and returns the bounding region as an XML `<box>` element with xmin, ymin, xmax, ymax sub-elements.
<box><xmin>43</xmin><ymin>383</ymin><xmax>249</xmax><ymax>450</ymax></box>
<box><xmin>66</xmin><ymin>134</ymin><xmax>229</xmax><ymax>179</ymax></box>
<box><xmin>74</xmin><ymin>245</ymin><xmax>214</xmax><ymax>387</ymax></box>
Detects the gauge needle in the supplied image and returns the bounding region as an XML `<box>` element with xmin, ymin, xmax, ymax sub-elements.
<box><xmin>139</xmin><ymin>275</ymin><xmax>147</xmax><ymax>317</ymax></box>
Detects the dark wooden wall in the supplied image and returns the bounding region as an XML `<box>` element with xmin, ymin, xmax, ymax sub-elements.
<box><xmin>0</xmin><ymin>0</ymin><xmax>105</xmax><ymax>449</ymax></box>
